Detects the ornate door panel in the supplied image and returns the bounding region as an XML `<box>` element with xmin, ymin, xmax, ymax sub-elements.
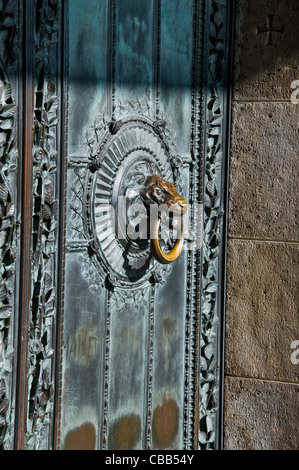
<box><xmin>0</xmin><ymin>0</ymin><xmax>233</xmax><ymax>450</ymax></box>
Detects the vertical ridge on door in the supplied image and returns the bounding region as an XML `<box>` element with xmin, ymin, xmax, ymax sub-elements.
<box><xmin>15</xmin><ymin>0</ymin><xmax>34</xmax><ymax>450</ymax></box>
<box><xmin>53</xmin><ymin>0</ymin><xmax>69</xmax><ymax>450</ymax></box>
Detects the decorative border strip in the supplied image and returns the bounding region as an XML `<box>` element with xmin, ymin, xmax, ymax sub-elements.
<box><xmin>101</xmin><ymin>289</ymin><xmax>112</xmax><ymax>449</ymax></box>
<box><xmin>198</xmin><ymin>0</ymin><xmax>233</xmax><ymax>450</ymax></box>
<box><xmin>0</xmin><ymin>0</ymin><xmax>20</xmax><ymax>450</ymax></box>
<box><xmin>108</xmin><ymin>0</ymin><xmax>117</xmax><ymax>119</ymax></box>
<box><xmin>25</xmin><ymin>0</ymin><xmax>64</xmax><ymax>450</ymax></box>
<box><xmin>153</xmin><ymin>0</ymin><xmax>161</xmax><ymax>119</ymax></box>
<box><xmin>53</xmin><ymin>0</ymin><xmax>69</xmax><ymax>450</ymax></box>
<box><xmin>145</xmin><ymin>285</ymin><xmax>155</xmax><ymax>449</ymax></box>
<box><xmin>182</xmin><ymin>0</ymin><xmax>206</xmax><ymax>450</ymax></box>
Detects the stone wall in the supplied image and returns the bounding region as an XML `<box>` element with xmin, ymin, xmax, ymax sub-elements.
<box><xmin>223</xmin><ymin>0</ymin><xmax>299</xmax><ymax>449</ymax></box>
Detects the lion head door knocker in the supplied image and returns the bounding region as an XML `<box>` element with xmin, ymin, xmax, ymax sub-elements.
<box><xmin>84</xmin><ymin>114</ymin><xmax>188</xmax><ymax>289</ymax></box>
<box><xmin>136</xmin><ymin>172</ymin><xmax>188</xmax><ymax>264</ymax></box>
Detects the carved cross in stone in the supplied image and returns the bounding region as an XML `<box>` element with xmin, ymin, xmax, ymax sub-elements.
<box><xmin>256</xmin><ymin>14</ymin><xmax>284</xmax><ymax>46</ymax></box>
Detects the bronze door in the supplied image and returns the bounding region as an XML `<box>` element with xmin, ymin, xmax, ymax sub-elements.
<box><xmin>0</xmin><ymin>0</ymin><xmax>233</xmax><ymax>450</ymax></box>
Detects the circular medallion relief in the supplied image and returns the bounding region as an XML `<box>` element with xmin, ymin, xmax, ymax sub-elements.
<box><xmin>85</xmin><ymin>116</ymin><xmax>175</xmax><ymax>289</ymax></box>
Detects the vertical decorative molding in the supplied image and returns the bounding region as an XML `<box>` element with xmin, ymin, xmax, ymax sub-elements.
<box><xmin>183</xmin><ymin>0</ymin><xmax>205</xmax><ymax>450</ymax></box>
<box><xmin>145</xmin><ymin>285</ymin><xmax>155</xmax><ymax>449</ymax></box>
<box><xmin>198</xmin><ymin>0</ymin><xmax>232</xmax><ymax>450</ymax></box>
<box><xmin>15</xmin><ymin>0</ymin><xmax>34</xmax><ymax>449</ymax></box>
<box><xmin>101</xmin><ymin>289</ymin><xmax>112</xmax><ymax>450</ymax></box>
<box><xmin>53</xmin><ymin>0</ymin><xmax>69</xmax><ymax>449</ymax></box>
<box><xmin>153</xmin><ymin>0</ymin><xmax>161</xmax><ymax>119</ymax></box>
<box><xmin>108</xmin><ymin>0</ymin><xmax>117</xmax><ymax>119</ymax></box>
<box><xmin>0</xmin><ymin>0</ymin><xmax>21</xmax><ymax>450</ymax></box>
<box><xmin>24</xmin><ymin>0</ymin><xmax>62</xmax><ymax>450</ymax></box>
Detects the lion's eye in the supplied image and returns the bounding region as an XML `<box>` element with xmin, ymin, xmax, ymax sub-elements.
<box><xmin>155</xmin><ymin>189</ymin><xmax>164</xmax><ymax>197</ymax></box>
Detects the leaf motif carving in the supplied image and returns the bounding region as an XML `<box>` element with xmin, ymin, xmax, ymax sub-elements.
<box><xmin>0</xmin><ymin>398</ymin><xmax>9</xmax><ymax>414</ymax></box>
<box><xmin>0</xmin><ymin>0</ymin><xmax>19</xmax><ymax>450</ymax></box>
<box><xmin>0</xmin><ymin>306</ymin><xmax>12</xmax><ymax>319</ymax></box>
<box><xmin>0</xmin><ymin>105</ymin><xmax>16</xmax><ymax>118</ymax></box>
<box><xmin>41</xmin><ymin>203</ymin><xmax>52</xmax><ymax>219</ymax></box>
<box><xmin>0</xmin><ymin>119</ymin><xmax>13</xmax><ymax>130</ymax></box>
<box><xmin>0</xmin><ymin>183</ymin><xmax>8</xmax><ymax>202</ymax></box>
<box><xmin>0</xmin><ymin>280</ymin><xmax>8</xmax><ymax>302</ymax></box>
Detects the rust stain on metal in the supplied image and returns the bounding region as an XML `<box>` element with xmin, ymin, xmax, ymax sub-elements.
<box><xmin>64</xmin><ymin>422</ymin><xmax>96</xmax><ymax>450</ymax></box>
<box><xmin>65</xmin><ymin>324</ymin><xmax>99</xmax><ymax>367</ymax></box>
<box><xmin>162</xmin><ymin>316</ymin><xmax>175</xmax><ymax>337</ymax></box>
<box><xmin>152</xmin><ymin>397</ymin><xmax>179</xmax><ymax>449</ymax></box>
<box><xmin>108</xmin><ymin>414</ymin><xmax>141</xmax><ymax>450</ymax></box>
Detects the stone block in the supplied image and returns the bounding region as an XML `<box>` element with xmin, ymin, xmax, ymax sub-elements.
<box><xmin>225</xmin><ymin>239</ymin><xmax>299</xmax><ymax>383</ymax></box>
<box><xmin>224</xmin><ymin>377</ymin><xmax>299</xmax><ymax>450</ymax></box>
<box><xmin>233</xmin><ymin>0</ymin><xmax>299</xmax><ymax>100</ymax></box>
<box><xmin>228</xmin><ymin>102</ymin><xmax>299</xmax><ymax>241</ymax></box>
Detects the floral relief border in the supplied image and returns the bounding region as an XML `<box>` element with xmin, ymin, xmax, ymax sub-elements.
<box><xmin>0</xmin><ymin>0</ymin><xmax>20</xmax><ymax>450</ymax></box>
<box><xmin>25</xmin><ymin>0</ymin><xmax>61</xmax><ymax>450</ymax></box>
<box><xmin>198</xmin><ymin>0</ymin><xmax>232</xmax><ymax>450</ymax></box>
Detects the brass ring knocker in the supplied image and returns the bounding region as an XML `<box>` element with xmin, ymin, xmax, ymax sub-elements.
<box><xmin>151</xmin><ymin>215</ymin><xmax>185</xmax><ymax>264</ymax></box>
